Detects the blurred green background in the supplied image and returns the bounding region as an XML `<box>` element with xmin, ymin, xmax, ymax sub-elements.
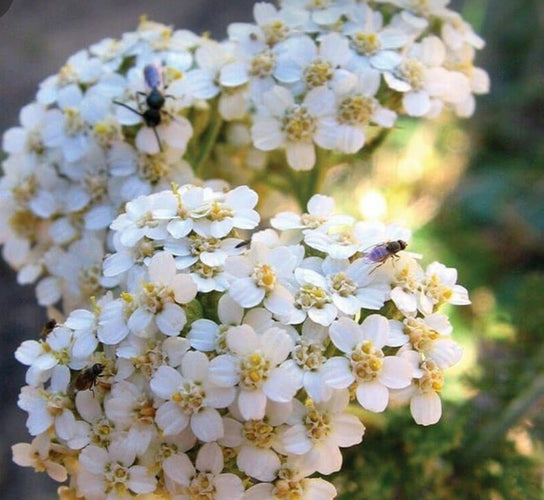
<box><xmin>0</xmin><ymin>0</ymin><xmax>542</xmax><ymax>499</ymax></box>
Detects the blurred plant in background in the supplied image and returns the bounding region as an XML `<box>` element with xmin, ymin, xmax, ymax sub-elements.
<box><xmin>3</xmin><ymin>0</ymin><xmax>543</xmax><ymax>499</ymax></box>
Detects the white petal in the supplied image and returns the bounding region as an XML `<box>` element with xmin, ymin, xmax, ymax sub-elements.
<box><xmin>403</xmin><ymin>90</ymin><xmax>431</xmax><ymax>117</ymax></box>
<box><xmin>356</xmin><ymin>380</ymin><xmax>389</xmax><ymax>412</ymax></box>
<box><xmin>237</xmin><ymin>446</ymin><xmax>280</xmax><ymax>482</ymax></box>
<box><xmin>238</xmin><ymin>389</ymin><xmax>267</xmax><ymax>420</ymax></box>
<box><xmin>286</xmin><ymin>141</ymin><xmax>316</xmax><ymax>170</ymax></box>
<box><xmin>191</xmin><ymin>408</ymin><xmax>224</xmax><ymax>442</ymax></box>
<box><xmin>322</xmin><ymin>357</ymin><xmax>354</xmax><ymax>389</ymax></box>
<box><xmin>155</xmin><ymin>401</ymin><xmax>189</xmax><ymax>435</ymax></box>
<box><xmin>229</xmin><ymin>278</ymin><xmax>265</xmax><ymax>308</ymax></box>
<box><xmin>329</xmin><ymin>317</ymin><xmax>360</xmax><ymax>352</ymax></box>
<box><xmin>263</xmin><ymin>365</ymin><xmax>301</xmax><ymax>402</ymax></box>
<box><xmin>156</xmin><ymin>303</ymin><xmax>187</xmax><ymax>336</ymax></box>
<box><xmin>411</xmin><ymin>391</ymin><xmax>442</xmax><ymax>425</ymax></box>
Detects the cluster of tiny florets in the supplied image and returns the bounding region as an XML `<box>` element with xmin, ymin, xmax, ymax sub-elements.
<box><xmin>13</xmin><ymin>187</ymin><xmax>469</xmax><ymax>499</ymax></box>
<box><xmin>0</xmin><ymin>1</ymin><xmax>488</xmax><ymax>314</ymax></box>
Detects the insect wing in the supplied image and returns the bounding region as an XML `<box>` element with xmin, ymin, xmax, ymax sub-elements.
<box><xmin>144</xmin><ymin>64</ymin><xmax>162</xmax><ymax>90</ymax></box>
<box><xmin>365</xmin><ymin>243</ymin><xmax>389</xmax><ymax>263</ymax></box>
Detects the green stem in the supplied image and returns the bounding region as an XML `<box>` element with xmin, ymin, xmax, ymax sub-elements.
<box><xmin>464</xmin><ymin>372</ymin><xmax>544</xmax><ymax>463</ymax></box>
<box><xmin>193</xmin><ymin>107</ymin><xmax>223</xmax><ymax>179</ymax></box>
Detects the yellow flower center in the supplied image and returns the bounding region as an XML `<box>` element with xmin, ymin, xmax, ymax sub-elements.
<box><xmin>295</xmin><ymin>285</ymin><xmax>331</xmax><ymax>310</ymax></box>
<box><xmin>182</xmin><ymin>472</ymin><xmax>216</xmax><ymax>499</ymax></box>
<box><xmin>243</xmin><ymin>419</ymin><xmax>275</xmax><ymax>448</ymax></box>
<box><xmin>303</xmin><ymin>59</ymin><xmax>333</xmax><ymax>89</ymax></box>
<box><xmin>93</xmin><ymin>119</ymin><xmax>122</xmax><ymax>147</ymax></box>
<box><xmin>304</xmin><ymin>406</ymin><xmax>331</xmax><ymax>441</ymax></box>
<box><xmin>417</xmin><ymin>359</ymin><xmax>444</xmax><ymax>393</ymax></box>
<box><xmin>240</xmin><ymin>352</ymin><xmax>270</xmax><ymax>389</ymax></box>
<box><xmin>190</xmin><ymin>235</ymin><xmax>222</xmax><ymax>256</ymax></box>
<box><xmin>253</xmin><ymin>263</ymin><xmax>277</xmax><ymax>292</ymax></box>
<box><xmin>84</xmin><ymin>170</ymin><xmax>108</xmax><ymax>202</ymax></box>
<box><xmin>283</xmin><ymin>106</ymin><xmax>317</xmax><ymax>142</ymax></box>
<box><xmin>329</xmin><ymin>272</ymin><xmax>357</xmax><ymax>297</ymax></box>
<box><xmin>78</xmin><ymin>265</ymin><xmax>103</xmax><ymax>300</ymax></box>
<box><xmin>139</xmin><ymin>153</ymin><xmax>171</xmax><ymax>184</ymax></box>
<box><xmin>351</xmin><ymin>340</ymin><xmax>383</xmax><ymax>381</ymax></box>
<box><xmin>424</xmin><ymin>274</ymin><xmax>453</xmax><ymax>309</ymax></box>
<box><xmin>300</xmin><ymin>213</ymin><xmax>327</xmax><ymax>229</ymax></box>
<box><xmin>294</xmin><ymin>341</ymin><xmax>326</xmax><ymax>370</ymax></box>
<box><xmin>139</xmin><ymin>282</ymin><xmax>175</xmax><ymax>314</ymax></box>
<box><xmin>338</xmin><ymin>95</ymin><xmax>376</xmax><ymax>125</ymax></box>
<box><xmin>400</xmin><ymin>59</ymin><xmax>426</xmax><ymax>90</ymax></box>
<box><xmin>63</xmin><ymin>107</ymin><xmax>86</xmax><ymax>136</ymax></box>
<box><xmin>262</xmin><ymin>21</ymin><xmax>289</xmax><ymax>45</ymax></box>
<box><xmin>351</xmin><ymin>32</ymin><xmax>381</xmax><ymax>56</ymax></box>
<box><xmin>404</xmin><ymin>317</ymin><xmax>439</xmax><ymax>353</ymax></box>
<box><xmin>250</xmin><ymin>50</ymin><xmax>277</xmax><ymax>78</ymax></box>
<box><xmin>171</xmin><ymin>382</ymin><xmax>205</xmax><ymax>414</ymax></box>
<box><xmin>209</xmin><ymin>200</ymin><xmax>233</xmax><ymax>221</ymax></box>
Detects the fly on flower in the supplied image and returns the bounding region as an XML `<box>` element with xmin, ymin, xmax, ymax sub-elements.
<box><xmin>364</xmin><ymin>240</ymin><xmax>407</xmax><ymax>271</ymax></box>
<box><xmin>73</xmin><ymin>363</ymin><xmax>104</xmax><ymax>392</ymax></box>
<box><xmin>113</xmin><ymin>63</ymin><xmax>171</xmax><ymax>151</ymax></box>
<box><xmin>39</xmin><ymin>319</ymin><xmax>57</xmax><ymax>338</ymax></box>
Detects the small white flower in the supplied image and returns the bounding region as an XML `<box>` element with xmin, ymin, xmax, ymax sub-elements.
<box><xmin>164</xmin><ymin>442</ymin><xmax>245</xmax><ymax>499</ymax></box>
<box><xmin>393</xmin><ymin>313</ymin><xmax>463</xmax><ymax>369</ymax></box>
<box><xmin>343</xmin><ymin>3</ymin><xmax>409</xmax><ymax>71</ymax></box>
<box><xmin>150</xmin><ymin>351</ymin><xmax>235</xmax><ymax>441</ymax></box>
<box><xmin>221</xmin><ymin>401</ymin><xmax>291</xmax><ymax>482</ymax></box>
<box><xmin>271</xmin><ymin>194</ymin><xmax>353</xmax><ymax>243</ymax></box>
<box><xmin>242</xmin><ymin>456</ymin><xmax>337</xmax><ymax>499</ymax></box>
<box><xmin>226</xmin><ymin>242</ymin><xmax>300</xmax><ymax>320</ymax></box>
<box><xmin>104</xmin><ymin>380</ymin><xmax>158</xmax><ymax>453</ymax></box>
<box><xmin>251</xmin><ymin>85</ymin><xmax>336</xmax><ymax>170</ymax></box>
<box><xmin>384</xmin><ymin>36</ymin><xmax>471</xmax><ymax>117</ymax></box>
<box><xmin>15</xmin><ymin>326</ymin><xmax>87</xmax><ymax>386</ymax></box>
<box><xmin>12</xmin><ymin>434</ymin><xmax>68</xmax><ymax>482</ymax></box>
<box><xmin>78</xmin><ymin>442</ymin><xmax>157</xmax><ymax>499</ymax></box>
<box><xmin>126</xmin><ymin>252</ymin><xmax>197</xmax><ymax>337</ymax></box>
<box><xmin>389</xmin><ymin>255</ymin><xmax>425</xmax><ymax>315</ymax></box>
<box><xmin>290</xmin><ymin>264</ymin><xmax>337</xmax><ymax>326</ymax></box>
<box><xmin>274</xmin><ymin>32</ymin><xmax>352</xmax><ymax>94</ymax></box>
<box><xmin>315</xmin><ymin>68</ymin><xmax>397</xmax><ymax>154</ymax></box>
<box><xmin>421</xmin><ymin>261</ymin><xmax>470</xmax><ymax>314</ymax></box>
<box><xmin>191</xmin><ymin>185</ymin><xmax>260</xmax><ymax>238</ymax></box>
<box><xmin>209</xmin><ymin>325</ymin><xmax>298</xmax><ymax>420</ymax></box>
<box><xmin>17</xmin><ymin>366</ymin><xmax>72</xmax><ymax>437</ymax></box>
<box><xmin>391</xmin><ymin>354</ymin><xmax>446</xmax><ymax>426</ymax></box>
<box><xmin>110</xmin><ymin>192</ymin><xmax>171</xmax><ymax>249</ymax></box>
<box><xmin>279</xmin><ymin>391</ymin><xmax>365</xmax><ymax>474</ymax></box>
<box><xmin>323</xmin><ymin>316</ymin><xmax>413</xmax><ymax>412</ymax></box>
<box><xmin>2</xmin><ymin>103</ymin><xmax>48</xmax><ymax>156</ymax></box>
<box><xmin>281</xmin><ymin>319</ymin><xmax>332</xmax><ymax>402</ymax></box>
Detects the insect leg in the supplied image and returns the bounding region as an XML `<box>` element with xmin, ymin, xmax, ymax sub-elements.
<box><xmin>113</xmin><ymin>100</ymin><xmax>144</xmax><ymax>118</ymax></box>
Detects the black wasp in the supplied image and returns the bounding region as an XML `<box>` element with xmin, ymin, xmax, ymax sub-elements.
<box><xmin>74</xmin><ymin>363</ymin><xmax>104</xmax><ymax>392</ymax></box>
<box><xmin>364</xmin><ymin>240</ymin><xmax>407</xmax><ymax>270</ymax></box>
<box><xmin>114</xmin><ymin>64</ymin><xmax>170</xmax><ymax>151</ymax></box>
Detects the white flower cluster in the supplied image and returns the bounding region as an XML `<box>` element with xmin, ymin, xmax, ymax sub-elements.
<box><xmin>13</xmin><ymin>186</ymin><xmax>469</xmax><ymax>499</ymax></box>
<box><xmin>241</xmin><ymin>0</ymin><xmax>490</xmax><ymax>169</ymax></box>
<box><xmin>0</xmin><ymin>18</ymin><xmax>212</xmax><ymax>312</ymax></box>
<box><xmin>0</xmin><ymin>1</ymin><xmax>487</xmax><ymax>313</ymax></box>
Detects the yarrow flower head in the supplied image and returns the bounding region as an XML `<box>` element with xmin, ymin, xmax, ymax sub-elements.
<box><xmin>13</xmin><ymin>186</ymin><xmax>469</xmax><ymax>497</ymax></box>
<box><xmin>6</xmin><ymin>1</ymin><xmax>486</xmax><ymax>497</ymax></box>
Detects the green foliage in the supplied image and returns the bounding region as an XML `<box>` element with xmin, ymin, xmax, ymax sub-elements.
<box><xmin>334</xmin><ymin>406</ymin><xmax>543</xmax><ymax>500</ymax></box>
